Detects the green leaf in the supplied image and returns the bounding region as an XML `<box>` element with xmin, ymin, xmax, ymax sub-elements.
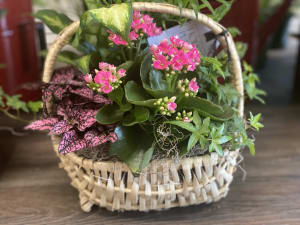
<box><xmin>178</xmin><ymin>96</ymin><xmax>234</xmax><ymax>121</ymax></box>
<box><xmin>5</xmin><ymin>95</ymin><xmax>29</xmax><ymax>113</ymax></box>
<box><xmin>140</xmin><ymin>54</ymin><xmax>171</xmax><ymax>98</ymax></box>
<box><xmin>35</xmin><ymin>10</ymin><xmax>73</xmax><ymax>34</ymax></box>
<box><xmin>117</xmin><ymin>61</ymin><xmax>134</xmax><ymax>71</ymax></box>
<box><xmin>110</xmin><ymin>125</ymin><xmax>154</xmax><ymax>174</ymax></box>
<box><xmin>228</xmin><ymin>27</ymin><xmax>242</xmax><ymax>38</ymax></box>
<box><xmin>75</xmin><ymin>55</ymin><xmax>91</xmax><ymax>74</ymax></box>
<box><xmin>187</xmin><ymin>133</ymin><xmax>199</xmax><ymax>151</ymax></box>
<box><xmin>249</xmin><ymin>112</ymin><xmax>264</xmax><ymax>131</ymax></box>
<box><xmin>123</xmin><ymin>106</ymin><xmax>150</xmax><ymax>126</ymax></box>
<box><xmin>166</xmin><ymin>121</ymin><xmax>197</xmax><ymax>133</ymax></box>
<box><xmin>84</xmin><ymin>0</ymin><xmax>100</xmax><ymax>10</ymax></box>
<box><xmin>124</xmin><ymin>81</ymin><xmax>156</xmax><ymax>107</ymax></box>
<box><xmin>216</xmin><ymin>136</ymin><xmax>232</xmax><ymax>144</ymax></box>
<box><xmin>80</xmin><ymin>3</ymin><xmax>133</xmax><ymax>41</ymax></box>
<box><xmin>27</xmin><ymin>101</ymin><xmax>42</xmax><ymax>113</ymax></box>
<box><xmin>96</xmin><ymin>104</ymin><xmax>124</xmax><ymax>125</ymax></box>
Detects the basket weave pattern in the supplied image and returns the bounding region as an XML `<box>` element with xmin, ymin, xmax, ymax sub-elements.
<box><xmin>43</xmin><ymin>2</ymin><xmax>244</xmax><ymax>212</ymax></box>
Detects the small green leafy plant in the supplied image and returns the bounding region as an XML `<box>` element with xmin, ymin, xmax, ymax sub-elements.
<box><xmin>0</xmin><ymin>86</ymin><xmax>42</xmax><ymax>123</ymax></box>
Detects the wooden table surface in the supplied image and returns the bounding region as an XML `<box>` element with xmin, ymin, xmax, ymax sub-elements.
<box><xmin>1</xmin><ymin>105</ymin><xmax>300</xmax><ymax>225</ymax></box>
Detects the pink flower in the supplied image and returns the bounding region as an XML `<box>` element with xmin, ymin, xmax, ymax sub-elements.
<box><xmin>167</xmin><ymin>102</ymin><xmax>177</xmax><ymax>112</ymax></box>
<box><xmin>101</xmin><ymin>84</ymin><xmax>113</xmax><ymax>94</ymax></box>
<box><xmin>129</xmin><ymin>31</ymin><xmax>138</xmax><ymax>41</ymax></box>
<box><xmin>84</xmin><ymin>74</ymin><xmax>92</xmax><ymax>83</ymax></box>
<box><xmin>153</xmin><ymin>55</ymin><xmax>170</xmax><ymax>70</ymax></box>
<box><xmin>94</xmin><ymin>71</ymin><xmax>111</xmax><ymax>85</ymax></box>
<box><xmin>117</xmin><ymin>68</ymin><xmax>126</xmax><ymax>78</ymax></box>
<box><xmin>107</xmin><ymin>30</ymin><xmax>128</xmax><ymax>46</ymax></box>
<box><xmin>189</xmin><ymin>78</ymin><xmax>199</xmax><ymax>93</ymax></box>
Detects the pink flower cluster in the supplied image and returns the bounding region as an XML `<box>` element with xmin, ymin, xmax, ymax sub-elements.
<box><xmin>108</xmin><ymin>11</ymin><xmax>162</xmax><ymax>46</ymax></box>
<box><xmin>150</xmin><ymin>36</ymin><xmax>201</xmax><ymax>73</ymax></box>
<box><xmin>84</xmin><ymin>62</ymin><xmax>126</xmax><ymax>94</ymax></box>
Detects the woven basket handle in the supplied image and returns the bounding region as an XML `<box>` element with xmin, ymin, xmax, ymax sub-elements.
<box><xmin>42</xmin><ymin>2</ymin><xmax>244</xmax><ymax>117</ymax></box>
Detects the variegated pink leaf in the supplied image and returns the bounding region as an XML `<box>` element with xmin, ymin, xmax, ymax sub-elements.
<box><xmin>25</xmin><ymin>118</ymin><xmax>58</xmax><ymax>131</ymax></box>
<box><xmin>84</xmin><ymin>129</ymin><xmax>117</xmax><ymax>148</ymax></box>
<box><xmin>58</xmin><ymin>130</ymin><xmax>87</xmax><ymax>154</ymax></box>
<box><xmin>52</xmin><ymin>67</ymin><xmax>75</xmax><ymax>84</ymax></box>
<box><xmin>49</xmin><ymin>120</ymin><xmax>73</xmax><ymax>135</ymax></box>
<box><xmin>74</xmin><ymin>107</ymin><xmax>98</xmax><ymax>131</ymax></box>
<box><xmin>69</xmin><ymin>87</ymin><xmax>93</xmax><ymax>100</ymax></box>
<box><xmin>93</xmin><ymin>94</ymin><xmax>112</xmax><ymax>104</ymax></box>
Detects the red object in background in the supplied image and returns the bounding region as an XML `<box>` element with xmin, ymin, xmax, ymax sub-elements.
<box><xmin>0</xmin><ymin>0</ymin><xmax>40</xmax><ymax>101</ymax></box>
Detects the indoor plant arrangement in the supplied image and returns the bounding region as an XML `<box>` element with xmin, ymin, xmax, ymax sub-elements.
<box><xmin>27</xmin><ymin>1</ymin><xmax>265</xmax><ymax>212</ymax></box>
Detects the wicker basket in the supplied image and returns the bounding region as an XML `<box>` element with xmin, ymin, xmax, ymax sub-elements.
<box><xmin>42</xmin><ymin>2</ymin><xmax>244</xmax><ymax>212</ymax></box>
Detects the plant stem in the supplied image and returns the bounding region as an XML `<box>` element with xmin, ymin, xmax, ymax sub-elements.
<box><xmin>120</xmin><ymin>47</ymin><xmax>127</xmax><ymax>61</ymax></box>
<box><xmin>0</xmin><ymin>109</ymin><xmax>30</xmax><ymax>123</ymax></box>
<box><xmin>135</xmin><ymin>40</ymin><xmax>142</xmax><ymax>60</ymax></box>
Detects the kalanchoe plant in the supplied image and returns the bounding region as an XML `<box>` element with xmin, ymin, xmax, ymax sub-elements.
<box><xmin>31</xmin><ymin>2</ymin><xmax>265</xmax><ymax>174</ymax></box>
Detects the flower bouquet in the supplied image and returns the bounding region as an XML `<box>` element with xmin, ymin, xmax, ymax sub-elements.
<box><xmin>28</xmin><ymin>2</ymin><xmax>265</xmax><ymax>212</ymax></box>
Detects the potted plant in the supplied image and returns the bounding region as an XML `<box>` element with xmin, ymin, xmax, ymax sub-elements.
<box><xmin>27</xmin><ymin>1</ymin><xmax>265</xmax><ymax>212</ymax></box>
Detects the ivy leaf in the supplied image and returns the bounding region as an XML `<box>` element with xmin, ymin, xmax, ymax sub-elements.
<box><xmin>123</xmin><ymin>106</ymin><xmax>150</xmax><ymax>126</ymax></box>
<box><xmin>96</xmin><ymin>104</ymin><xmax>124</xmax><ymax>125</ymax></box>
<box><xmin>249</xmin><ymin>112</ymin><xmax>264</xmax><ymax>131</ymax></box>
<box><xmin>27</xmin><ymin>101</ymin><xmax>43</xmax><ymax>113</ymax></box>
<box><xmin>110</xmin><ymin>125</ymin><xmax>154</xmax><ymax>174</ymax></box>
<box><xmin>5</xmin><ymin>95</ymin><xmax>29</xmax><ymax>113</ymax></box>
<box><xmin>35</xmin><ymin>10</ymin><xmax>73</xmax><ymax>34</ymax></box>
<box><xmin>80</xmin><ymin>3</ymin><xmax>133</xmax><ymax>41</ymax></box>
<box><xmin>124</xmin><ymin>81</ymin><xmax>156</xmax><ymax>107</ymax></box>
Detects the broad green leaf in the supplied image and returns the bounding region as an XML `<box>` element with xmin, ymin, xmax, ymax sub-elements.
<box><xmin>178</xmin><ymin>96</ymin><xmax>234</xmax><ymax>121</ymax></box>
<box><xmin>110</xmin><ymin>125</ymin><xmax>154</xmax><ymax>174</ymax></box>
<box><xmin>75</xmin><ymin>55</ymin><xmax>91</xmax><ymax>74</ymax></box>
<box><xmin>117</xmin><ymin>61</ymin><xmax>134</xmax><ymax>71</ymax></box>
<box><xmin>96</xmin><ymin>104</ymin><xmax>124</xmax><ymax>125</ymax></box>
<box><xmin>35</xmin><ymin>10</ymin><xmax>73</xmax><ymax>34</ymax></box>
<box><xmin>140</xmin><ymin>54</ymin><xmax>171</xmax><ymax>98</ymax></box>
<box><xmin>192</xmin><ymin>110</ymin><xmax>201</xmax><ymax>129</ymax></box>
<box><xmin>27</xmin><ymin>101</ymin><xmax>42</xmax><ymax>113</ymax></box>
<box><xmin>108</xmin><ymin>87</ymin><xmax>124</xmax><ymax>107</ymax></box>
<box><xmin>84</xmin><ymin>0</ymin><xmax>100</xmax><ymax>10</ymax></box>
<box><xmin>123</xmin><ymin>106</ymin><xmax>150</xmax><ymax>126</ymax></box>
<box><xmin>80</xmin><ymin>3</ymin><xmax>133</xmax><ymax>41</ymax></box>
<box><xmin>124</xmin><ymin>81</ymin><xmax>156</xmax><ymax>107</ymax></box>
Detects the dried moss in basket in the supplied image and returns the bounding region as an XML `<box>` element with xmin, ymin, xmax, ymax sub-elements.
<box><xmin>29</xmin><ymin>3</ymin><xmax>266</xmax><ymax>174</ymax></box>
